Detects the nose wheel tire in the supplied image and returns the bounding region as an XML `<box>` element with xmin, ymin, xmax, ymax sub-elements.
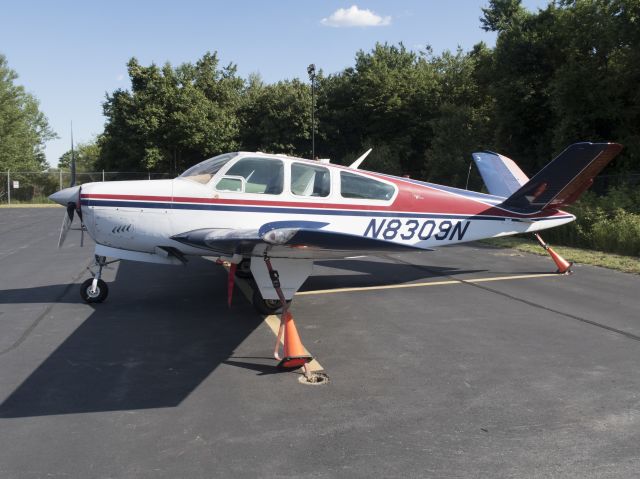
<box><xmin>80</xmin><ymin>278</ymin><xmax>109</xmax><ymax>303</ymax></box>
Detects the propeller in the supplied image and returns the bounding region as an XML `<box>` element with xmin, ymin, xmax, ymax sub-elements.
<box><xmin>52</xmin><ymin>185</ymin><xmax>83</xmax><ymax>248</ymax></box>
<box><xmin>50</xmin><ymin>122</ymin><xmax>85</xmax><ymax>248</ymax></box>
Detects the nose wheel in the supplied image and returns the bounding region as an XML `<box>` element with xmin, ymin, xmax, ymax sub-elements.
<box><xmin>80</xmin><ymin>278</ymin><xmax>108</xmax><ymax>303</ymax></box>
<box><xmin>80</xmin><ymin>255</ymin><xmax>117</xmax><ymax>303</ymax></box>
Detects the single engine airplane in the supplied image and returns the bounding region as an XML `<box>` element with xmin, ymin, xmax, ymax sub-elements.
<box><xmin>49</xmin><ymin>142</ymin><xmax>622</xmax><ymax>370</ymax></box>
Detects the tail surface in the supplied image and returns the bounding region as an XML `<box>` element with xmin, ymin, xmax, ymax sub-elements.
<box><xmin>472</xmin><ymin>151</ymin><xmax>529</xmax><ymax>197</ymax></box>
<box><xmin>491</xmin><ymin>142</ymin><xmax>623</xmax><ymax>213</ymax></box>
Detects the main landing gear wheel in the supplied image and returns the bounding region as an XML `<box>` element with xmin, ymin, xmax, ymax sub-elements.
<box><xmin>235</xmin><ymin>258</ymin><xmax>252</xmax><ymax>279</ymax></box>
<box><xmin>80</xmin><ymin>278</ymin><xmax>108</xmax><ymax>303</ymax></box>
<box><xmin>252</xmin><ymin>289</ymin><xmax>290</xmax><ymax>315</ymax></box>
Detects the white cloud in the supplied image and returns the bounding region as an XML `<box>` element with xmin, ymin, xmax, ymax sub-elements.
<box><xmin>321</xmin><ymin>5</ymin><xmax>391</xmax><ymax>28</ymax></box>
<box><xmin>116</xmin><ymin>74</ymin><xmax>124</xmax><ymax>82</ymax></box>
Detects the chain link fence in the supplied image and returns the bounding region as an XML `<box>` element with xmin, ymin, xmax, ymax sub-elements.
<box><xmin>0</xmin><ymin>171</ymin><xmax>174</xmax><ymax>204</ymax></box>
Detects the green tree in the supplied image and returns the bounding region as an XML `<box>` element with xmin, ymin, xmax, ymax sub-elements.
<box><xmin>423</xmin><ymin>46</ymin><xmax>495</xmax><ymax>188</ymax></box>
<box><xmin>480</xmin><ymin>0</ymin><xmax>528</xmax><ymax>32</ymax></box>
<box><xmin>550</xmin><ymin>0</ymin><xmax>640</xmax><ymax>173</ymax></box>
<box><xmin>318</xmin><ymin>43</ymin><xmax>439</xmax><ymax>175</ymax></box>
<box><xmin>239</xmin><ymin>77</ymin><xmax>312</xmax><ymax>155</ymax></box>
<box><xmin>0</xmin><ymin>54</ymin><xmax>56</xmax><ymax>172</ymax></box>
<box><xmin>58</xmin><ymin>139</ymin><xmax>101</xmax><ymax>171</ymax></box>
<box><xmin>99</xmin><ymin>52</ymin><xmax>243</xmax><ymax>173</ymax></box>
<box><xmin>483</xmin><ymin>2</ymin><xmax>562</xmax><ymax>173</ymax></box>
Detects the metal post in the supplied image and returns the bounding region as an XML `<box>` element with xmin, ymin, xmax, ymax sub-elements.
<box><xmin>307</xmin><ymin>64</ymin><xmax>316</xmax><ymax>159</ymax></box>
<box><xmin>102</xmin><ymin>170</ymin><xmax>105</xmax><ymax>182</ymax></box>
<box><xmin>7</xmin><ymin>170</ymin><xmax>10</xmax><ymax>205</ymax></box>
<box><xmin>59</xmin><ymin>169</ymin><xmax>62</xmax><ymax>190</ymax></box>
<box><xmin>311</xmin><ymin>76</ymin><xmax>315</xmax><ymax>159</ymax></box>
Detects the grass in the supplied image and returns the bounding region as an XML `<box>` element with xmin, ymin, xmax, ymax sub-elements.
<box><xmin>481</xmin><ymin>236</ymin><xmax>640</xmax><ymax>275</ymax></box>
<box><xmin>0</xmin><ymin>203</ymin><xmax>60</xmax><ymax>208</ymax></box>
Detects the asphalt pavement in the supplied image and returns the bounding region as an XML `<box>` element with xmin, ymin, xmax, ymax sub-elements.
<box><xmin>1</xmin><ymin>207</ymin><xmax>639</xmax><ymax>478</ymax></box>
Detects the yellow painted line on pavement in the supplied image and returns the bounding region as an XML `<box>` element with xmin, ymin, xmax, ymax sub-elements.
<box><xmin>220</xmin><ymin>258</ymin><xmax>557</xmax><ymax>371</ymax></box>
<box><xmin>295</xmin><ymin>273</ymin><xmax>560</xmax><ymax>296</ymax></box>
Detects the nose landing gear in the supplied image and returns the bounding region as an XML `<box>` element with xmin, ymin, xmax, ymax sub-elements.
<box><xmin>80</xmin><ymin>255</ymin><xmax>118</xmax><ymax>303</ymax></box>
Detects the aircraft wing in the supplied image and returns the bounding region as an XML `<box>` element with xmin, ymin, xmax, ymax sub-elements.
<box><xmin>171</xmin><ymin>220</ymin><xmax>426</xmax><ymax>259</ymax></box>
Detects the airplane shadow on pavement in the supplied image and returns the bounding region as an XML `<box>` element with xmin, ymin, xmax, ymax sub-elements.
<box><xmin>0</xmin><ymin>258</ymin><xmax>266</xmax><ymax>418</ymax></box>
<box><xmin>0</xmin><ymin>257</ymin><xmax>482</xmax><ymax>418</ymax></box>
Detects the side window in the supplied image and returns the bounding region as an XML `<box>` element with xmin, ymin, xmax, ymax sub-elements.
<box><xmin>340</xmin><ymin>171</ymin><xmax>395</xmax><ymax>200</ymax></box>
<box><xmin>291</xmin><ymin>163</ymin><xmax>330</xmax><ymax>197</ymax></box>
<box><xmin>216</xmin><ymin>157</ymin><xmax>284</xmax><ymax>194</ymax></box>
<box><xmin>215</xmin><ymin>177</ymin><xmax>244</xmax><ymax>192</ymax></box>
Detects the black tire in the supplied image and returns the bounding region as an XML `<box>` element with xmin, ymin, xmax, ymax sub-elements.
<box><xmin>235</xmin><ymin>258</ymin><xmax>252</xmax><ymax>279</ymax></box>
<box><xmin>80</xmin><ymin>278</ymin><xmax>108</xmax><ymax>303</ymax></box>
<box><xmin>252</xmin><ymin>289</ymin><xmax>290</xmax><ymax>315</ymax></box>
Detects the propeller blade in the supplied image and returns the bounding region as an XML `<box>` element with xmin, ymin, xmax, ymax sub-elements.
<box><xmin>57</xmin><ymin>204</ymin><xmax>75</xmax><ymax>248</ymax></box>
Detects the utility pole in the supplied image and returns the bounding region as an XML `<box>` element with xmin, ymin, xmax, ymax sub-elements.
<box><xmin>70</xmin><ymin>121</ymin><xmax>76</xmax><ymax>187</ymax></box>
<box><xmin>307</xmin><ymin>64</ymin><xmax>316</xmax><ymax>159</ymax></box>
<box><xmin>7</xmin><ymin>170</ymin><xmax>10</xmax><ymax>205</ymax></box>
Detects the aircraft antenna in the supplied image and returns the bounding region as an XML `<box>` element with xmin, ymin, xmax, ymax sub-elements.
<box><xmin>465</xmin><ymin>160</ymin><xmax>472</xmax><ymax>190</ymax></box>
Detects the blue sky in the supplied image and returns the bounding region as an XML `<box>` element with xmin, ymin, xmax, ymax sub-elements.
<box><xmin>1</xmin><ymin>0</ymin><xmax>548</xmax><ymax>167</ymax></box>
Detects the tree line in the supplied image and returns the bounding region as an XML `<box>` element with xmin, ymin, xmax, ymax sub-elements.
<box><xmin>0</xmin><ymin>55</ymin><xmax>55</xmax><ymax>173</ymax></box>
<box><xmin>3</xmin><ymin>1</ymin><xmax>639</xmax><ymax>192</ymax></box>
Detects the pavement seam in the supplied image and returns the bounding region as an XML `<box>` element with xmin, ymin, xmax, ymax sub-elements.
<box><xmin>0</xmin><ymin>258</ymin><xmax>92</xmax><ymax>357</ymax></box>
<box><xmin>386</xmin><ymin>254</ymin><xmax>640</xmax><ymax>344</ymax></box>
<box><xmin>462</xmin><ymin>280</ymin><xmax>640</xmax><ymax>343</ymax></box>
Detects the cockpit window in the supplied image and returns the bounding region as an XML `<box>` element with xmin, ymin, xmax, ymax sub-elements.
<box><xmin>179</xmin><ymin>153</ymin><xmax>238</xmax><ymax>184</ymax></box>
<box><xmin>219</xmin><ymin>157</ymin><xmax>284</xmax><ymax>195</ymax></box>
<box><xmin>340</xmin><ymin>171</ymin><xmax>395</xmax><ymax>200</ymax></box>
<box><xmin>291</xmin><ymin>163</ymin><xmax>330</xmax><ymax>197</ymax></box>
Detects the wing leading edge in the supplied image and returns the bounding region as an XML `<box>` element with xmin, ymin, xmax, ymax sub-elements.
<box><xmin>171</xmin><ymin>222</ymin><xmax>426</xmax><ymax>259</ymax></box>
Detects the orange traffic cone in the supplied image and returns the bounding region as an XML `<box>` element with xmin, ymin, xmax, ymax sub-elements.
<box><xmin>547</xmin><ymin>246</ymin><xmax>573</xmax><ymax>274</ymax></box>
<box><xmin>533</xmin><ymin>233</ymin><xmax>573</xmax><ymax>274</ymax></box>
<box><xmin>277</xmin><ymin>311</ymin><xmax>313</xmax><ymax>369</ymax></box>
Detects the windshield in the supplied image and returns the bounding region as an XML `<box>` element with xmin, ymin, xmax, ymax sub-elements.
<box><xmin>179</xmin><ymin>153</ymin><xmax>238</xmax><ymax>184</ymax></box>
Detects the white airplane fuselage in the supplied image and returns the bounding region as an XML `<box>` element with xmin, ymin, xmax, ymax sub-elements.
<box><xmin>74</xmin><ymin>158</ymin><xmax>573</xmax><ymax>261</ymax></box>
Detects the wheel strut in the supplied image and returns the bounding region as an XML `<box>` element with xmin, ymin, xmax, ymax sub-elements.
<box><xmin>263</xmin><ymin>254</ymin><xmax>312</xmax><ymax>372</ymax></box>
<box><xmin>81</xmin><ymin>255</ymin><xmax>118</xmax><ymax>303</ymax></box>
<box><xmin>90</xmin><ymin>255</ymin><xmax>107</xmax><ymax>295</ymax></box>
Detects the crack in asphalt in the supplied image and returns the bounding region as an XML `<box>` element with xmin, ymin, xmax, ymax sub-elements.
<box><xmin>0</xmin><ymin>259</ymin><xmax>92</xmax><ymax>357</ymax></box>
<box><xmin>386</xmin><ymin>254</ymin><xmax>640</xmax><ymax>344</ymax></box>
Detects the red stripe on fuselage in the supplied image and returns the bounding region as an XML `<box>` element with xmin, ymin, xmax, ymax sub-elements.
<box><xmin>81</xmin><ymin>192</ymin><xmax>569</xmax><ymax>219</ymax></box>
